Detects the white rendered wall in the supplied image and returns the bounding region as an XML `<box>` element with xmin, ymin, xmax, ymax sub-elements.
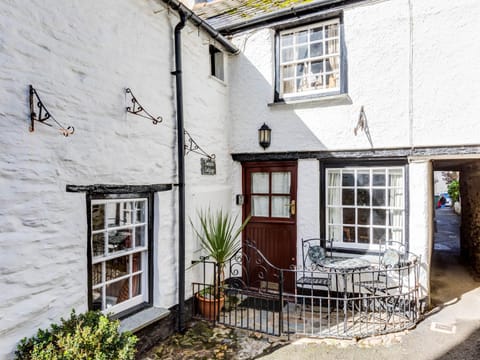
<box><xmin>408</xmin><ymin>160</ymin><xmax>433</xmax><ymax>299</ymax></box>
<box><xmin>0</xmin><ymin>0</ymin><xmax>232</xmax><ymax>357</ymax></box>
<box><xmin>228</xmin><ymin>0</ymin><xmax>480</xmax><ymax>153</ymax></box>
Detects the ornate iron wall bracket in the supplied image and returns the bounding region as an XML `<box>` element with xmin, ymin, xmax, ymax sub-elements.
<box><xmin>29</xmin><ymin>85</ymin><xmax>74</xmax><ymax>136</ymax></box>
<box><xmin>125</xmin><ymin>88</ymin><xmax>163</xmax><ymax>124</ymax></box>
<box><xmin>184</xmin><ymin>129</ymin><xmax>215</xmax><ymax>159</ymax></box>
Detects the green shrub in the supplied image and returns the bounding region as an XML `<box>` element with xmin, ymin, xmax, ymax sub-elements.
<box><xmin>15</xmin><ymin>310</ymin><xmax>137</xmax><ymax>360</ymax></box>
<box><xmin>448</xmin><ymin>180</ymin><xmax>460</xmax><ymax>202</ymax></box>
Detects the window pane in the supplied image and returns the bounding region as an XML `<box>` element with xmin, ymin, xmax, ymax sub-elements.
<box><xmin>282</xmin><ymin>48</ymin><xmax>294</xmax><ymax>62</ymax></box>
<box><xmin>107</xmin><ymin>201</ymin><xmax>134</xmax><ymax>228</ymax></box>
<box><xmin>327</xmin><ymin>73</ymin><xmax>338</xmax><ymax>88</ymax></box>
<box><xmin>135</xmin><ymin>201</ymin><xmax>146</xmax><ymax>223</ymax></box>
<box><xmin>389</xmin><ymin>169</ymin><xmax>403</xmax><ymax>186</ymax></box>
<box><xmin>310</xmin><ymin>27</ymin><xmax>323</xmax><ymax>41</ymax></box>
<box><xmin>107</xmin><ymin>279</ymin><xmax>129</xmax><ymax>306</ymax></box>
<box><xmin>328</xmin><ymin>207</ymin><xmax>341</xmax><ymax>224</ymax></box>
<box><xmin>92</xmin><ymin>233</ymin><xmax>105</xmax><ymax>257</ymax></box>
<box><xmin>327</xmin><ymin>188</ymin><xmax>340</xmax><ymax>205</ymax></box>
<box><xmin>342</xmin><ymin>172</ymin><xmax>354</xmax><ymax>186</ymax></box>
<box><xmin>272</xmin><ymin>172</ymin><xmax>290</xmax><ymax>194</ymax></box>
<box><xmin>92</xmin><ymin>289</ymin><xmax>103</xmax><ymax>311</ymax></box>
<box><xmin>329</xmin><ymin>225</ymin><xmax>342</xmax><ymax>241</ymax></box>
<box><xmin>295</xmin><ymin>30</ymin><xmax>308</xmax><ymax>44</ymax></box>
<box><xmin>373</xmin><ymin>209</ymin><xmax>386</xmax><ymax>225</ymax></box>
<box><xmin>389</xmin><ymin>228</ymin><xmax>403</xmax><ymax>243</ymax></box>
<box><xmin>372</xmin><ymin>189</ymin><xmax>386</xmax><ymax>206</ymax></box>
<box><xmin>373</xmin><ymin>170</ymin><xmax>386</xmax><ymax>186</ymax></box>
<box><xmin>358</xmin><ymin>227</ymin><xmax>370</xmax><ymax>243</ymax></box>
<box><xmin>357</xmin><ymin>189</ymin><xmax>370</xmax><ymax>206</ymax></box>
<box><xmin>252</xmin><ymin>173</ymin><xmax>269</xmax><ymax>193</ymax></box>
<box><xmin>108</xmin><ymin>229</ymin><xmax>133</xmax><ymax>254</ymax></box>
<box><xmin>311</xmin><ymin>60</ymin><xmax>324</xmax><ymax>74</ymax></box>
<box><xmin>296</xmin><ymin>63</ymin><xmax>307</xmax><ymax>76</ymax></box>
<box><xmin>343</xmin><ymin>208</ymin><xmax>355</xmax><ymax>224</ymax></box>
<box><xmin>310</xmin><ymin>43</ymin><xmax>323</xmax><ymax>57</ymax></box>
<box><xmin>342</xmin><ymin>189</ymin><xmax>354</xmax><ymax>206</ymax></box>
<box><xmin>93</xmin><ymin>263</ymin><xmax>102</xmax><ymax>285</ymax></box>
<box><xmin>92</xmin><ymin>204</ymin><xmax>105</xmax><ymax>231</ymax></box>
<box><xmin>295</xmin><ymin>45</ymin><xmax>308</xmax><ymax>60</ymax></box>
<box><xmin>389</xmin><ymin>189</ymin><xmax>404</xmax><ymax>208</ymax></box>
<box><xmin>373</xmin><ymin>228</ymin><xmax>386</xmax><ymax>244</ymax></box>
<box><xmin>343</xmin><ymin>226</ymin><xmax>355</xmax><ymax>242</ymax></box>
<box><xmin>328</xmin><ymin>170</ymin><xmax>341</xmax><ymax>186</ymax></box>
<box><xmin>389</xmin><ymin>210</ymin><xmax>404</xmax><ymax>227</ymax></box>
<box><xmin>272</xmin><ymin>196</ymin><xmax>290</xmax><ymax>218</ymax></box>
<box><xmin>358</xmin><ymin>208</ymin><xmax>370</xmax><ymax>225</ymax></box>
<box><xmin>326</xmin><ymin>57</ymin><xmax>339</xmax><ymax>71</ymax></box>
<box><xmin>326</xmin><ymin>23</ymin><xmax>338</xmax><ymax>38</ymax></box>
<box><xmin>132</xmin><ymin>274</ymin><xmax>142</xmax><ymax>297</ymax></box>
<box><xmin>281</xmin><ymin>33</ymin><xmax>294</xmax><ymax>46</ymax></box>
<box><xmin>282</xmin><ymin>64</ymin><xmax>295</xmax><ymax>78</ymax></box>
<box><xmin>283</xmin><ymin>79</ymin><xmax>295</xmax><ymax>94</ymax></box>
<box><xmin>326</xmin><ymin>39</ymin><xmax>339</xmax><ymax>54</ymax></box>
<box><xmin>105</xmin><ymin>256</ymin><xmax>129</xmax><ymax>282</ymax></box>
<box><xmin>214</xmin><ymin>51</ymin><xmax>224</xmax><ymax>80</ymax></box>
<box><xmin>357</xmin><ymin>171</ymin><xmax>370</xmax><ymax>186</ymax></box>
<box><xmin>252</xmin><ymin>196</ymin><xmax>269</xmax><ymax>217</ymax></box>
<box><xmin>132</xmin><ymin>252</ymin><xmax>142</xmax><ymax>272</ymax></box>
<box><xmin>135</xmin><ymin>226</ymin><xmax>146</xmax><ymax>247</ymax></box>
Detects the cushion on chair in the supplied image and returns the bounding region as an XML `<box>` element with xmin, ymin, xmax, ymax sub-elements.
<box><xmin>382</xmin><ymin>248</ymin><xmax>400</xmax><ymax>267</ymax></box>
<box><xmin>307</xmin><ymin>245</ymin><xmax>325</xmax><ymax>264</ymax></box>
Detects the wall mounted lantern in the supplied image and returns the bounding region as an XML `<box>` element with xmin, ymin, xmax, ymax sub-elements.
<box><xmin>258</xmin><ymin>123</ymin><xmax>271</xmax><ymax>150</ymax></box>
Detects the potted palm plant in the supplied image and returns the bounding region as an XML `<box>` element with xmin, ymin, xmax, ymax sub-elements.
<box><xmin>191</xmin><ymin>209</ymin><xmax>250</xmax><ymax>319</ymax></box>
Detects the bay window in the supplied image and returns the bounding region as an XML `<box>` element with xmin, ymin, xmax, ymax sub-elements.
<box><xmin>326</xmin><ymin>167</ymin><xmax>405</xmax><ymax>249</ymax></box>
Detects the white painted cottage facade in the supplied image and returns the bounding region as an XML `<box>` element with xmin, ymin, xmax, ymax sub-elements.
<box><xmin>1</xmin><ymin>0</ymin><xmax>480</xmax><ymax>358</ymax></box>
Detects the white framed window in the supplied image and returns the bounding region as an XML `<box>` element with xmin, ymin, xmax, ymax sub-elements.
<box><xmin>279</xmin><ymin>18</ymin><xmax>341</xmax><ymax>98</ymax></box>
<box><xmin>326</xmin><ymin>167</ymin><xmax>405</xmax><ymax>250</ymax></box>
<box><xmin>90</xmin><ymin>197</ymin><xmax>149</xmax><ymax>314</ymax></box>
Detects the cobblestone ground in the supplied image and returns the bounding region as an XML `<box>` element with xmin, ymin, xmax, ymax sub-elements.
<box><xmin>140</xmin><ymin>321</ymin><xmax>288</xmax><ymax>360</ymax></box>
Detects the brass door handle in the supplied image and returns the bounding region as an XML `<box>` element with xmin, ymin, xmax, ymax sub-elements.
<box><xmin>290</xmin><ymin>200</ymin><xmax>296</xmax><ymax>215</ymax></box>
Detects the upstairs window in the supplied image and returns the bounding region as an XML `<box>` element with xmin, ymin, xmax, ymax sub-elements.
<box><xmin>210</xmin><ymin>45</ymin><xmax>224</xmax><ymax>81</ymax></box>
<box><xmin>279</xmin><ymin>19</ymin><xmax>341</xmax><ymax>99</ymax></box>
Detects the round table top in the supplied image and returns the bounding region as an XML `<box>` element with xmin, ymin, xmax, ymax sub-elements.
<box><xmin>318</xmin><ymin>256</ymin><xmax>371</xmax><ymax>271</ymax></box>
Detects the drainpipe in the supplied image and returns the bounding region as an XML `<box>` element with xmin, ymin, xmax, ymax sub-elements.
<box><xmin>173</xmin><ymin>9</ymin><xmax>187</xmax><ymax>333</ymax></box>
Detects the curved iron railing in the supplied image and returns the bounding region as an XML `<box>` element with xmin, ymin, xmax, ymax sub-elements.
<box><xmin>192</xmin><ymin>241</ymin><xmax>421</xmax><ymax>340</ymax></box>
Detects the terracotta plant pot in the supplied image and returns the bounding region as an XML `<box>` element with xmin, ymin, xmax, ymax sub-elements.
<box><xmin>196</xmin><ymin>293</ymin><xmax>225</xmax><ymax>320</ymax></box>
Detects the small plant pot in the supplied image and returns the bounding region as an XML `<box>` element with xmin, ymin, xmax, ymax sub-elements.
<box><xmin>196</xmin><ymin>293</ymin><xmax>225</xmax><ymax>320</ymax></box>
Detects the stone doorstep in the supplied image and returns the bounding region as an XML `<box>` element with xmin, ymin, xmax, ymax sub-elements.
<box><xmin>119</xmin><ymin>307</ymin><xmax>170</xmax><ymax>333</ymax></box>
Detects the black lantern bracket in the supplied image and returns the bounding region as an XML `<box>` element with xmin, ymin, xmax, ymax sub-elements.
<box><xmin>29</xmin><ymin>85</ymin><xmax>74</xmax><ymax>137</ymax></box>
<box><xmin>125</xmin><ymin>88</ymin><xmax>163</xmax><ymax>124</ymax></box>
<box><xmin>184</xmin><ymin>129</ymin><xmax>215</xmax><ymax>160</ymax></box>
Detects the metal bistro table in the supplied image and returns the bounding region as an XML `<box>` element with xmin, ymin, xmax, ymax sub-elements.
<box><xmin>318</xmin><ymin>256</ymin><xmax>371</xmax><ymax>332</ymax></box>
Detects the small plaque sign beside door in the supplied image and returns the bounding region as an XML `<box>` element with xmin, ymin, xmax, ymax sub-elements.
<box><xmin>201</xmin><ymin>158</ymin><xmax>216</xmax><ymax>175</ymax></box>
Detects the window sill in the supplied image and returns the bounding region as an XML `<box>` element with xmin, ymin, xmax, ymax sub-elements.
<box><xmin>209</xmin><ymin>75</ymin><xmax>227</xmax><ymax>87</ymax></box>
<box><xmin>118</xmin><ymin>306</ymin><xmax>170</xmax><ymax>333</ymax></box>
<box><xmin>268</xmin><ymin>93</ymin><xmax>351</xmax><ymax>107</ymax></box>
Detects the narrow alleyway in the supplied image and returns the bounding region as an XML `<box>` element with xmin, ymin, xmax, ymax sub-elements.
<box><xmin>431</xmin><ymin>207</ymin><xmax>478</xmax><ymax>306</ymax></box>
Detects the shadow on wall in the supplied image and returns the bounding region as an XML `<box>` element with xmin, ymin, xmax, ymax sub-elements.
<box><xmin>229</xmin><ymin>45</ymin><xmax>357</xmax><ymax>153</ymax></box>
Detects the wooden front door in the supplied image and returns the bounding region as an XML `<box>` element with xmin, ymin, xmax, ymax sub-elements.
<box><xmin>242</xmin><ymin>161</ymin><xmax>297</xmax><ymax>293</ymax></box>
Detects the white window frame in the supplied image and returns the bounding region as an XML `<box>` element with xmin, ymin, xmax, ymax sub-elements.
<box><xmin>325</xmin><ymin>167</ymin><xmax>405</xmax><ymax>251</ymax></box>
<box><xmin>279</xmin><ymin>18</ymin><xmax>341</xmax><ymax>99</ymax></box>
<box><xmin>90</xmin><ymin>197</ymin><xmax>149</xmax><ymax>314</ymax></box>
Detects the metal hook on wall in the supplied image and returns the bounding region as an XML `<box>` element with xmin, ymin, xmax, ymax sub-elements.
<box><xmin>184</xmin><ymin>129</ymin><xmax>215</xmax><ymax>159</ymax></box>
<box><xmin>29</xmin><ymin>85</ymin><xmax>74</xmax><ymax>136</ymax></box>
<box><xmin>125</xmin><ymin>88</ymin><xmax>163</xmax><ymax>125</ymax></box>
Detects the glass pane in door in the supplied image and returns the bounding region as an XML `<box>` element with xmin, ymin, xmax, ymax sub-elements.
<box><xmin>272</xmin><ymin>172</ymin><xmax>291</xmax><ymax>194</ymax></box>
<box><xmin>252</xmin><ymin>195</ymin><xmax>269</xmax><ymax>217</ymax></box>
<box><xmin>272</xmin><ymin>196</ymin><xmax>290</xmax><ymax>218</ymax></box>
<box><xmin>252</xmin><ymin>173</ymin><xmax>269</xmax><ymax>193</ymax></box>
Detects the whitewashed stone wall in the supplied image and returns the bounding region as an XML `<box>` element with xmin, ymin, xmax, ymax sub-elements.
<box><xmin>228</xmin><ymin>0</ymin><xmax>480</xmax><ymax>297</ymax></box>
<box><xmin>0</xmin><ymin>0</ymin><xmax>232</xmax><ymax>358</ymax></box>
